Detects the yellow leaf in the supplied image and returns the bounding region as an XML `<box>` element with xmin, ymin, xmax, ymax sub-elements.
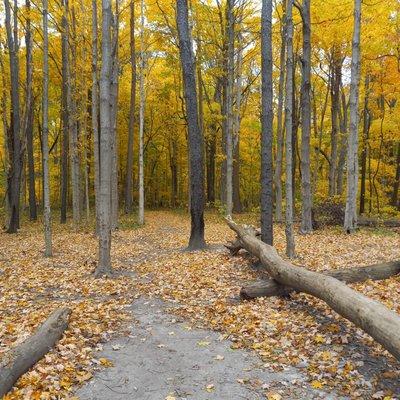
<box><xmin>99</xmin><ymin>358</ymin><xmax>114</xmax><ymax>367</ymax></box>
<box><xmin>311</xmin><ymin>380</ymin><xmax>324</xmax><ymax>389</ymax></box>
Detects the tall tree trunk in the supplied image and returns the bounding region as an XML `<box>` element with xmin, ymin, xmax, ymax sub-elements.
<box><xmin>70</xmin><ymin>6</ymin><xmax>81</xmax><ymax>225</ymax></box>
<box><xmin>336</xmin><ymin>88</ymin><xmax>348</xmax><ymax>195</ymax></box>
<box><xmin>60</xmin><ymin>0</ymin><xmax>69</xmax><ymax>224</ymax></box>
<box><xmin>300</xmin><ymin>0</ymin><xmax>312</xmax><ymax>233</ymax></box>
<box><xmin>92</xmin><ymin>0</ymin><xmax>100</xmax><ymax>231</ymax></box>
<box><xmin>42</xmin><ymin>0</ymin><xmax>52</xmax><ymax>257</ymax></box>
<box><xmin>225</xmin><ymin>0</ymin><xmax>234</xmax><ymax>216</ymax></box>
<box><xmin>4</xmin><ymin>0</ymin><xmax>22</xmax><ymax>233</ymax></box>
<box><xmin>391</xmin><ymin>142</ymin><xmax>400</xmax><ymax>209</ymax></box>
<box><xmin>359</xmin><ymin>75</ymin><xmax>370</xmax><ymax>214</ymax></box>
<box><xmin>260</xmin><ymin>0</ymin><xmax>273</xmax><ymax>245</ymax></box>
<box><xmin>176</xmin><ymin>0</ymin><xmax>206</xmax><ymax>249</ymax></box>
<box><xmin>328</xmin><ymin>51</ymin><xmax>341</xmax><ymax>197</ymax></box>
<box><xmin>25</xmin><ymin>0</ymin><xmax>37</xmax><ymax>221</ymax></box>
<box><xmin>284</xmin><ymin>0</ymin><xmax>295</xmax><ymax>257</ymax></box>
<box><xmin>232</xmin><ymin>30</ymin><xmax>243</xmax><ymax>214</ymax></box>
<box><xmin>274</xmin><ymin>2</ymin><xmax>286</xmax><ymax>223</ymax></box>
<box><xmin>110</xmin><ymin>0</ymin><xmax>119</xmax><ymax>229</ymax></box>
<box><xmin>138</xmin><ymin>0</ymin><xmax>145</xmax><ymax>225</ymax></box>
<box><xmin>95</xmin><ymin>0</ymin><xmax>113</xmax><ymax>276</ymax></box>
<box><xmin>124</xmin><ymin>0</ymin><xmax>136</xmax><ymax>214</ymax></box>
<box><xmin>344</xmin><ymin>0</ymin><xmax>362</xmax><ymax>233</ymax></box>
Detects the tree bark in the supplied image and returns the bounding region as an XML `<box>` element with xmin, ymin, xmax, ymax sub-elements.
<box><xmin>284</xmin><ymin>0</ymin><xmax>295</xmax><ymax>257</ymax></box>
<box><xmin>274</xmin><ymin>2</ymin><xmax>286</xmax><ymax>223</ymax></box>
<box><xmin>60</xmin><ymin>0</ymin><xmax>70</xmax><ymax>224</ymax></box>
<box><xmin>42</xmin><ymin>0</ymin><xmax>53</xmax><ymax>257</ymax></box>
<box><xmin>300</xmin><ymin>0</ymin><xmax>312</xmax><ymax>234</ymax></box>
<box><xmin>240</xmin><ymin>260</ymin><xmax>400</xmax><ymax>299</ymax></box>
<box><xmin>92</xmin><ymin>0</ymin><xmax>100</xmax><ymax>232</ymax></box>
<box><xmin>260</xmin><ymin>0</ymin><xmax>273</xmax><ymax>245</ymax></box>
<box><xmin>391</xmin><ymin>142</ymin><xmax>400</xmax><ymax>209</ymax></box>
<box><xmin>138</xmin><ymin>0</ymin><xmax>145</xmax><ymax>225</ymax></box>
<box><xmin>344</xmin><ymin>0</ymin><xmax>362</xmax><ymax>233</ymax></box>
<box><xmin>0</xmin><ymin>307</ymin><xmax>71</xmax><ymax>398</ymax></box>
<box><xmin>25</xmin><ymin>0</ymin><xmax>37</xmax><ymax>221</ymax></box>
<box><xmin>124</xmin><ymin>0</ymin><xmax>136</xmax><ymax>214</ymax></box>
<box><xmin>226</xmin><ymin>218</ymin><xmax>400</xmax><ymax>361</ymax></box>
<box><xmin>95</xmin><ymin>0</ymin><xmax>113</xmax><ymax>276</ymax></box>
<box><xmin>176</xmin><ymin>0</ymin><xmax>206</xmax><ymax>249</ymax></box>
<box><xmin>4</xmin><ymin>0</ymin><xmax>22</xmax><ymax>233</ymax></box>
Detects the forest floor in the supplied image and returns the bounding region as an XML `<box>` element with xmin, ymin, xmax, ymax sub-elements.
<box><xmin>0</xmin><ymin>211</ymin><xmax>399</xmax><ymax>399</ymax></box>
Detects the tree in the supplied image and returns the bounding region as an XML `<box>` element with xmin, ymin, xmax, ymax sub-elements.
<box><xmin>25</xmin><ymin>0</ymin><xmax>37</xmax><ymax>222</ymax></box>
<box><xmin>299</xmin><ymin>0</ymin><xmax>313</xmax><ymax>233</ymax></box>
<box><xmin>4</xmin><ymin>0</ymin><xmax>22</xmax><ymax>233</ymax></box>
<box><xmin>95</xmin><ymin>0</ymin><xmax>113</xmax><ymax>276</ymax></box>
<box><xmin>176</xmin><ymin>0</ymin><xmax>206</xmax><ymax>250</ymax></box>
<box><xmin>284</xmin><ymin>0</ymin><xmax>295</xmax><ymax>257</ymax></box>
<box><xmin>42</xmin><ymin>0</ymin><xmax>52</xmax><ymax>257</ymax></box>
<box><xmin>344</xmin><ymin>0</ymin><xmax>362</xmax><ymax>233</ymax></box>
<box><xmin>138</xmin><ymin>0</ymin><xmax>145</xmax><ymax>225</ymax></box>
<box><xmin>124</xmin><ymin>0</ymin><xmax>136</xmax><ymax>214</ymax></box>
<box><xmin>260</xmin><ymin>0</ymin><xmax>273</xmax><ymax>245</ymax></box>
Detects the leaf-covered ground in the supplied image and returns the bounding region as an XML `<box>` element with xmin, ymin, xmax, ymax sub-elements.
<box><xmin>0</xmin><ymin>211</ymin><xmax>399</xmax><ymax>399</ymax></box>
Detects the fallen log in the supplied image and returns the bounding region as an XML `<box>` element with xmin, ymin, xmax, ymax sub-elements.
<box><xmin>240</xmin><ymin>260</ymin><xmax>400</xmax><ymax>299</ymax></box>
<box><xmin>226</xmin><ymin>218</ymin><xmax>400</xmax><ymax>361</ymax></box>
<box><xmin>0</xmin><ymin>307</ymin><xmax>71</xmax><ymax>397</ymax></box>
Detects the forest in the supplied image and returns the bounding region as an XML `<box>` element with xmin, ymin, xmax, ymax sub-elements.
<box><xmin>0</xmin><ymin>0</ymin><xmax>399</xmax><ymax>398</ymax></box>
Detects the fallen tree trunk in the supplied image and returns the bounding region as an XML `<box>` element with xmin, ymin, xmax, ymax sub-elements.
<box><xmin>241</xmin><ymin>260</ymin><xmax>400</xmax><ymax>299</ymax></box>
<box><xmin>226</xmin><ymin>218</ymin><xmax>400</xmax><ymax>361</ymax></box>
<box><xmin>0</xmin><ymin>307</ymin><xmax>71</xmax><ymax>397</ymax></box>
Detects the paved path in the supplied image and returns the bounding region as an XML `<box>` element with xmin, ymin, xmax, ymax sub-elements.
<box><xmin>76</xmin><ymin>298</ymin><xmax>345</xmax><ymax>400</ymax></box>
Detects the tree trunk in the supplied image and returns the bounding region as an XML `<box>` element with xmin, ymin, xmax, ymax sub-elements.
<box><xmin>344</xmin><ymin>0</ymin><xmax>362</xmax><ymax>233</ymax></box>
<box><xmin>92</xmin><ymin>0</ymin><xmax>100</xmax><ymax>232</ymax></box>
<box><xmin>274</xmin><ymin>2</ymin><xmax>286</xmax><ymax>223</ymax></box>
<box><xmin>240</xmin><ymin>260</ymin><xmax>400</xmax><ymax>299</ymax></box>
<box><xmin>225</xmin><ymin>0</ymin><xmax>234</xmax><ymax>216</ymax></box>
<box><xmin>25</xmin><ymin>0</ymin><xmax>37</xmax><ymax>221</ymax></box>
<box><xmin>360</xmin><ymin>75</ymin><xmax>371</xmax><ymax>214</ymax></box>
<box><xmin>226</xmin><ymin>218</ymin><xmax>400</xmax><ymax>361</ymax></box>
<box><xmin>260</xmin><ymin>0</ymin><xmax>273</xmax><ymax>245</ymax></box>
<box><xmin>300</xmin><ymin>0</ymin><xmax>312</xmax><ymax>234</ymax></box>
<box><xmin>336</xmin><ymin>88</ymin><xmax>348</xmax><ymax>195</ymax></box>
<box><xmin>176</xmin><ymin>0</ymin><xmax>206</xmax><ymax>249</ymax></box>
<box><xmin>284</xmin><ymin>0</ymin><xmax>295</xmax><ymax>257</ymax></box>
<box><xmin>124</xmin><ymin>0</ymin><xmax>136</xmax><ymax>214</ymax></box>
<box><xmin>4</xmin><ymin>0</ymin><xmax>22</xmax><ymax>233</ymax></box>
<box><xmin>95</xmin><ymin>0</ymin><xmax>113</xmax><ymax>277</ymax></box>
<box><xmin>0</xmin><ymin>308</ymin><xmax>71</xmax><ymax>398</ymax></box>
<box><xmin>42</xmin><ymin>0</ymin><xmax>53</xmax><ymax>257</ymax></box>
<box><xmin>60</xmin><ymin>0</ymin><xmax>70</xmax><ymax>224</ymax></box>
<box><xmin>138</xmin><ymin>0</ymin><xmax>145</xmax><ymax>225</ymax></box>
<box><xmin>391</xmin><ymin>142</ymin><xmax>400</xmax><ymax>209</ymax></box>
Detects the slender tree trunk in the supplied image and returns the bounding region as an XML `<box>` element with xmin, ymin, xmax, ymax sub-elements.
<box><xmin>95</xmin><ymin>0</ymin><xmax>113</xmax><ymax>276</ymax></box>
<box><xmin>232</xmin><ymin>30</ymin><xmax>243</xmax><ymax>214</ymax></box>
<box><xmin>260</xmin><ymin>0</ymin><xmax>273</xmax><ymax>245</ymax></box>
<box><xmin>124</xmin><ymin>0</ymin><xmax>136</xmax><ymax>214</ymax></box>
<box><xmin>300</xmin><ymin>0</ymin><xmax>312</xmax><ymax>233</ymax></box>
<box><xmin>284</xmin><ymin>0</ymin><xmax>295</xmax><ymax>257</ymax></box>
<box><xmin>92</xmin><ymin>0</ymin><xmax>100</xmax><ymax>231</ymax></box>
<box><xmin>336</xmin><ymin>88</ymin><xmax>348</xmax><ymax>195</ymax></box>
<box><xmin>176</xmin><ymin>0</ymin><xmax>206</xmax><ymax>249</ymax></box>
<box><xmin>329</xmin><ymin>52</ymin><xmax>341</xmax><ymax>197</ymax></box>
<box><xmin>274</xmin><ymin>3</ymin><xmax>286</xmax><ymax>223</ymax></box>
<box><xmin>4</xmin><ymin>0</ymin><xmax>22</xmax><ymax>233</ymax></box>
<box><xmin>344</xmin><ymin>0</ymin><xmax>362</xmax><ymax>233</ymax></box>
<box><xmin>60</xmin><ymin>0</ymin><xmax>69</xmax><ymax>224</ymax></box>
<box><xmin>25</xmin><ymin>0</ymin><xmax>37</xmax><ymax>221</ymax></box>
<box><xmin>110</xmin><ymin>0</ymin><xmax>119</xmax><ymax>229</ymax></box>
<box><xmin>391</xmin><ymin>142</ymin><xmax>400</xmax><ymax>209</ymax></box>
<box><xmin>359</xmin><ymin>74</ymin><xmax>370</xmax><ymax>214</ymax></box>
<box><xmin>225</xmin><ymin>0</ymin><xmax>234</xmax><ymax>216</ymax></box>
<box><xmin>69</xmin><ymin>7</ymin><xmax>80</xmax><ymax>225</ymax></box>
<box><xmin>138</xmin><ymin>0</ymin><xmax>145</xmax><ymax>225</ymax></box>
<box><xmin>42</xmin><ymin>0</ymin><xmax>52</xmax><ymax>257</ymax></box>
